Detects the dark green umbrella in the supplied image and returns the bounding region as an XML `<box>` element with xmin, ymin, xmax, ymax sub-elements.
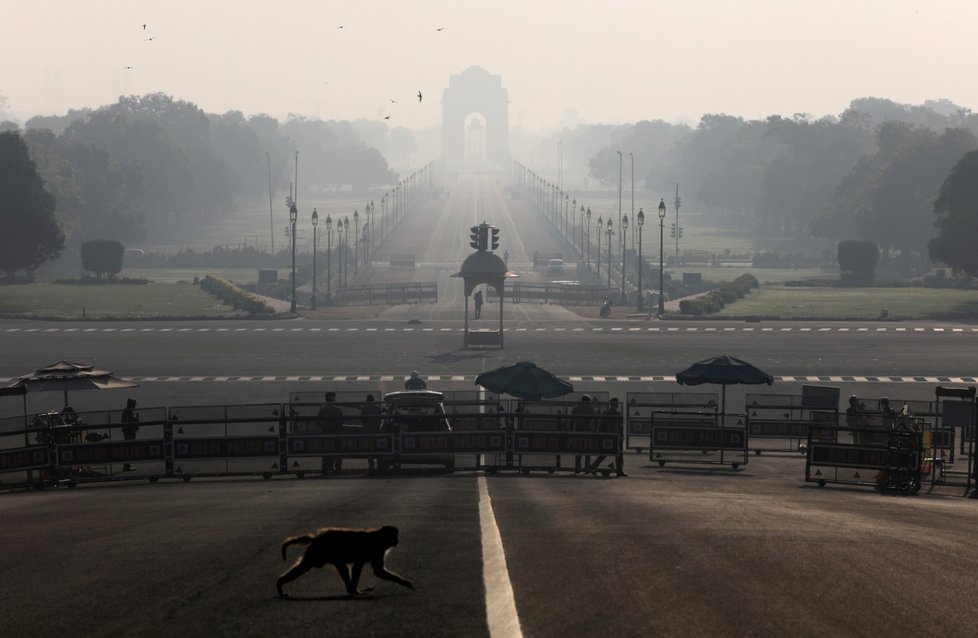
<box><xmin>675</xmin><ymin>354</ymin><xmax>773</xmax><ymax>416</ymax></box>
<box><xmin>475</xmin><ymin>361</ymin><xmax>573</xmax><ymax>400</ymax></box>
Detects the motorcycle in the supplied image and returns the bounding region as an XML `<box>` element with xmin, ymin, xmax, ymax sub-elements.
<box><xmin>599</xmin><ymin>298</ymin><xmax>612</xmax><ymax>318</ymax></box>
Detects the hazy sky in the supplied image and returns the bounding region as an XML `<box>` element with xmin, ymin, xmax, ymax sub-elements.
<box><xmin>3</xmin><ymin>0</ymin><xmax>977</xmax><ymax>130</ymax></box>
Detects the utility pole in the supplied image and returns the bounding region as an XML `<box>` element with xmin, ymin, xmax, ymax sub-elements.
<box><xmin>674</xmin><ymin>183</ymin><xmax>682</xmax><ymax>263</ymax></box>
<box><xmin>266</xmin><ymin>152</ymin><xmax>274</xmax><ymax>254</ymax></box>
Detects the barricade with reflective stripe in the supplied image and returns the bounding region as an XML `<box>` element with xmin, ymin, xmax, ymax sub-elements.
<box><xmin>805</xmin><ymin>425</ymin><xmax>923</xmax><ymax>493</ymax></box>
<box><xmin>648</xmin><ymin>411</ymin><xmax>748</xmax><ymax>469</ymax></box>
<box><xmin>624</xmin><ymin>392</ymin><xmax>719</xmax><ymax>452</ymax></box>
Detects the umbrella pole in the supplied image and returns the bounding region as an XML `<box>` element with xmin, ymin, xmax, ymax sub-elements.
<box><xmin>721</xmin><ymin>385</ymin><xmax>726</xmax><ymax>426</ymax></box>
<box><xmin>720</xmin><ymin>385</ymin><xmax>726</xmax><ymax>465</ymax></box>
<box><xmin>64</xmin><ymin>390</ymin><xmax>69</xmax><ymax>408</ymax></box>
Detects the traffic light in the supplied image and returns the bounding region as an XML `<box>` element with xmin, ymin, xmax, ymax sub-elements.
<box><xmin>490</xmin><ymin>227</ymin><xmax>500</xmax><ymax>251</ymax></box>
<box><xmin>470</xmin><ymin>225</ymin><xmax>481</xmax><ymax>250</ymax></box>
<box><xmin>677</xmin><ymin>226</ymin><xmax>684</xmax><ymax>239</ymax></box>
<box><xmin>670</xmin><ymin>223</ymin><xmax>676</xmax><ymax>238</ymax></box>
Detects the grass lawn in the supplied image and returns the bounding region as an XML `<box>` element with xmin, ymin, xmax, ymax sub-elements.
<box><xmin>0</xmin><ymin>283</ymin><xmax>246</xmax><ymax>320</ymax></box>
<box><xmin>719</xmin><ymin>286</ymin><xmax>978</xmax><ymax>320</ymax></box>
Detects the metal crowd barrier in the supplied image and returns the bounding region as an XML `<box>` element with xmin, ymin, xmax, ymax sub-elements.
<box><xmin>333</xmin><ymin>281</ymin><xmax>437</xmax><ymax>305</ymax></box>
<box><xmin>488</xmin><ymin>283</ymin><xmax>617</xmax><ymax>306</ymax></box>
<box><xmin>1</xmin><ymin>399</ymin><xmax>624</xmax><ymax>489</ymax></box>
<box><xmin>624</xmin><ymin>392</ymin><xmax>719</xmax><ymax>452</ymax></box>
<box><xmin>648</xmin><ymin>410</ymin><xmax>748</xmax><ymax>469</ymax></box>
<box><xmin>804</xmin><ymin>425</ymin><xmax>923</xmax><ymax>494</ymax></box>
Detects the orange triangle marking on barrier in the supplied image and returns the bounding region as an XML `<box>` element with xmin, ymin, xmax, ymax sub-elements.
<box><xmin>292</xmin><ymin>460</ymin><xmax>300</xmax><ymax>467</ymax></box>
<box><xmin>814</xmin><ymin>469</ymin><xmax>822</xmax><ymax>476</ymax></box>
<box><xmin>736</xmin><ymin>419</ymin><xmax>743</xmax><ymax>426</ymax></box>
<box><xmin>177</xmin><ymin>427</ymin><xmax>184</xmax><ymax>434</ymax></box>
<box><xmin>853</xmin><ymin>472</ymin><xmax>861</xmax><ymax>479</ymax></box>
<box><xmin>271</xmin><ymin>462</ymin><xmax>278</xmax><ymax>469</ymax></box>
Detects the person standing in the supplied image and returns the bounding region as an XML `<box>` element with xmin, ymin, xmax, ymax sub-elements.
<box><xmin>121</xmin><ymin>398</ymin><xmax>140</xmax><ymax>472</ymax></box>
<box><xmin>587</xmin><ymin>397</ymin><xmax>621</xmax><ymax>474</ymax></box>
<box><xmin>571</xmin><ymin>395</ymin><xmax>596</xmax><ymax>473</ymax></box>
<box><xmin>317</xmin><ymin>392</ymin><xmax>344</xmax><ymax>474</ymax></box>
<box><xmin>473</xmin><ymin>289</ymin><xmax>484</xmax><ymax>320</ymax></box>
<box><xmin>359</xmin><ymin>394</ymin><xmax>383</xmax><ymax>474</ymax></box>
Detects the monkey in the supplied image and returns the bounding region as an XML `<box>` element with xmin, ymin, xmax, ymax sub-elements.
<box><xmin>277</xmin><ymin>525</ymin><xmax>414</xmax><ymax>598</ymax></box>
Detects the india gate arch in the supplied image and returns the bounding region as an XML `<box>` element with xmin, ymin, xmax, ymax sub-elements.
<box><xmin>442</xmin><ymin>66</ymin><xmax>510</xmax><ymax>169</ymax></box>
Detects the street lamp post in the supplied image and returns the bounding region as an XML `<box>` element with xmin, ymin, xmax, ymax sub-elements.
<box><xmin>658</xmin><ymin>198</ymin><xmax>667</xmax><ymax>317</ymax></box>
<box><xmin>606</xmin><ymin>218</ymin><xmax>613</xmax><ymax>288</ymax></box>
<box><xmin>596</xmin><ymin>217</ymin><xmax>603</xmax><ymax>279</ymax></box>
<box><xmin>311</xmin><ymin>209</ymin><xmax>319</xmax><ymax>310</ymax></box>
<box><xmin>616</xmin><ymin>150</ymin><xmax>623</xmax><ymax>250</ymax></box>
<box><xmin>325</xmin><ymin>214</ymin><xmax>332</xmax><ymax>300</ymax></box>
<box><xmin>579</xmin><ymin>205</ymin><xmax>585</xmax><ymax>262</ymax></box>
<box><xmin>585</xmin><ymin>207</ymin><xmax>591</xmax><ymax>267</ymax></box>
<box><xmin>340</xmin><ymin>217</ymin><xmax>350</xmax><ymax>286</ymax></box>
<box><xmin>382</xmin><ymin>192</ymin><xmax>388</xmax><ymax>243</ymax></box>
<box><xmin>629</xmin><ymin>152</ymin><xmax>635</xmax><ymax>253</ymax></box>
<box><xmin>353</xmin><ymin>209</ymin><xmax>359</xmax><ymax>277</ymax></box>
<box><xmin>289</xmin><ymin>203</ymin><xmax>298</xmax><ymax>313</ymax></box>
<box><xmin>564</xmin><ymin>194</ymin><xmax>569</xmax><ymax>238</ymax></box>
<box><xmin>621</xmin><ymin>214</ymin><xmax>629</xmax><ymax>302</ymax></box>
<box><xmin>636</xmin><ymin>209</ymin><xmax>645</xmax><ymax>312</ymax></box>
<box><xmin>564</xmin><ymin>197</ymin><xmax>577</xmax><ymax>246</ymax></box>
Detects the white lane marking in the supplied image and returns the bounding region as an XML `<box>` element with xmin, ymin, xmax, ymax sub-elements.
<box><xmin>10</xmin><ymin>324</ymin><xmax>978</xmax><ymax>337</ymax></box>
<box><xmin>479</xmin><ymin>475</ymin><xmax>523</xmax><ymax>638</ymax></box>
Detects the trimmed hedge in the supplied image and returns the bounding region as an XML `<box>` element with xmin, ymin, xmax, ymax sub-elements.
<box><xmin>679</xmin><ymin>273</ymin><xmax>759</xmax><ymax>316</ymax></box>
<box><xmin>200</xmin><ymin>274</ymin><xmax>275</xmax><ymax>315</ymax></box>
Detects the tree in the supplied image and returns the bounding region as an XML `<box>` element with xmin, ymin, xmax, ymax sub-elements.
<box><xmin>929</xmin><ymin>151</ymin><xmax>978</xmax><ymax>276</ymax></box>
<box><xmin>0</xmin><ymin>132</ymin><xmax>65</xmax><ymax>276</ymax></box>
<box><xmin>812</xmin><ymin>123</ymin><xmax>978</xmax><ymax>270</ymax></box>
<box><xmin>81</xmin><ymin>239</ymin><xmax>125</xmax><ymax>278</ymax></box>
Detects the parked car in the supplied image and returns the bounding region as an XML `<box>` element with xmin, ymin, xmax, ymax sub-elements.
<box><xmin>380</xmin><ymin>390</ymin><xmax>454</xmax><ymax>471</ymax></box>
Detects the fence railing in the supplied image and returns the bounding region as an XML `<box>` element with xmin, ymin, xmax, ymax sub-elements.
<box><xmin>333</xmin><ymin>281</ymin><xmax>437</xmax><ymax>305</ymax></box>
<box><xmin>487</xmin><ymin>283</ymin><xmax>617</xmax><ymax>306</ymax></box>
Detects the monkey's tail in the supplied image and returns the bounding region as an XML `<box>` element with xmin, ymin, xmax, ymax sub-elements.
<box><xmin>281</xmin><ymin>534</ymin><xmax>314</xmax><ymax>560</ymax></box>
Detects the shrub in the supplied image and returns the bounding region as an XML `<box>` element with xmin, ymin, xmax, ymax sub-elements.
<box><xmin>200</xmin><ymin>274</ymin><xmax>275</xmax><ymax>315</ymax></box>
<box><xmin>678</xmin><ymin>273</ymin><xmax>759</xmax><ymax>316</ymax></box>
<box><xmin>838</xmin><ymin>240</ymin><xmax>879</xmax><ymax>282</ymax></box>
<box><xmin>81</xmin><ymin>240</ymin><xmax>125</xmax><ymax>279</ymax></box>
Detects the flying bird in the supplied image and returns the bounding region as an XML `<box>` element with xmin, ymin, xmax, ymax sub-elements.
<box><xmin>337</xmin><ymin>25</ymin><xmax>344</xmax><ymax>29</ymax></box>
<box><xmin>390</xmin><ymin>99</ymin><xmax>397</xmax><ymax>104</ymax></box>
<box><xmin>384</xmin><ymin>115</ymin><xmax>390</xmax><ymax>120</ymax></box>
<box><xmin>436</xmin><ymin>27</ymin><xmax>446</xmax><ymax>31</ymax></box>
<box><xmin>144</xmin><ymin>37</ymin><xmax>154</xmax><ymax>41</ymax></box>
<box><xmin>417</xmin><ymin>91</ymin><xmax>422</xmax><ymax>102</ymax></box>
<box><xmin>142</xmin><ymin>24</ymin><xmax>147</xmax><ymax>30</ymax></box>
<box><xmin>123</xmin><ymin>66</ymin><xmax>134</xmax><ymax>70</ymax></box>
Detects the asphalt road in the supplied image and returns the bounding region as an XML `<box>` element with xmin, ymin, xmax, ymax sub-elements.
<box><xmin>3</xmin><ymin>458</ymin><xmax>977</xmax><ymax>638</ymax></box>
<box><xmin>3</xmin><ymin>172</ymin><xmax>978</xmax><ymax>637</ymax></box>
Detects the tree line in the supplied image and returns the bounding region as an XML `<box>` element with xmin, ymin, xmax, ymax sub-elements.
<box><xmin>0</xmin><ymin>93</ymin><xmax>409</xmax><ymax>276</ymax></box>
<box><xmin>572</xmin><ymin>97</ymin><xmax>978</xmax><ymax>276</ymax></box>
